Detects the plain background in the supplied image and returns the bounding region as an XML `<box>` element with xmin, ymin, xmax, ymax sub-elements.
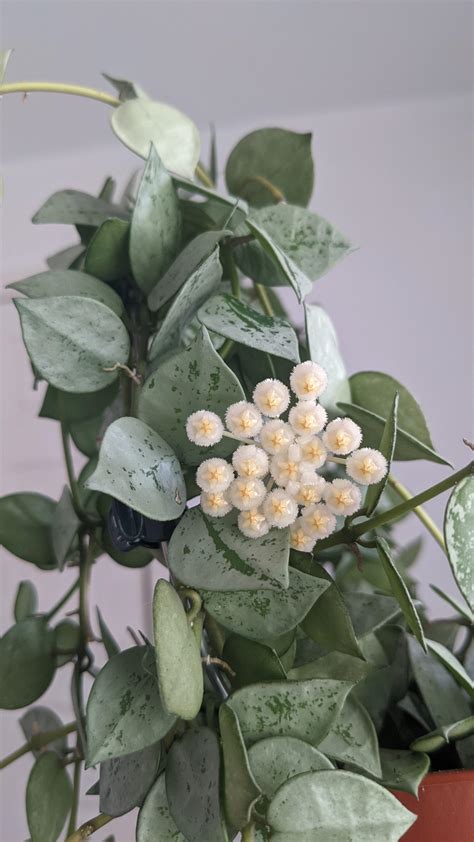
<box><xmin>1</xmin><ymin>1</ymin><xmax>473</xmax><ymax>839</ymax></box>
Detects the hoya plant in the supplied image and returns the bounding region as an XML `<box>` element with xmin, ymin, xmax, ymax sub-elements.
<box><xmin>0</xmin><ymin>58</ymin><xmax>473</xmax><ymax>842</ymax></box>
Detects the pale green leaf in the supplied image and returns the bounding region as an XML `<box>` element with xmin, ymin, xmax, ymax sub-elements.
<box><xmin>319</xmin><ymin>695</ymin><xmax>381</xmax><ymax>777</ymax></box>
<box><xmin>111</xmin><ymin>97</ymin><xmax>201</xmax><ymax>179</ymax></box>
<box><xmin>137</xmin><ymin>772</ymin><xmax>185</xmax><ymax>841</ymax></box>
<box><xmin>426</xmin><ymin>638</ymin><xmax>474</xmax><ymax>698</ymax></box>
<box><xmin>153</xmin><ymin>579</ymin><xmax>203</xmax><ymax>719</ymax></box>
<box><xmin>304</xmin><ymin>303</ymin><xmax>350</xmax><ymax>412</ymax></box>
<box><xmin>103</xmin><ymin>72</ymin><xmax>145</xmax><ymax>101</ymax></box>
<box><xmin>46</xmin><ymin>244</ymin><xmax>85</xmax><ymax>271</ymax></box>
<box><xmin>410</xmin><ymin>715</ymin><xmax>474</xmax><ymax>754</ymax></box>
<box><xmin>99</xmin><ymin>742</ymin><xmax>161</xmax><ymax>817</ymax></box>
<box><xmin>86</xmin><ymin>417</ymin><xmax>185</xmax><ymax>521</ymax></box>
<box><xmin>84</xmin><ymin>218</ymin><xmax>130</xmax><ymax>283</ymax></box>
<box><xmin>369</xmin><ymin>748</ymin><xmax>430</xmax><ymax>797</ymax></box>
<box><xmin>0</xmin><ymin>618</ymin><xmax>55</xmax><ymax>709</ymax></box>
<box><xmin>365</xmin><ymin>393</ymin><xmax>398</xmax><ymax>515</ymax></box>
<box><xmin>345</xmin><ymin>591</ymin><xmax>402</xmax><ymax>639</ymax></box>
<box><xmin>14</xmin><ymin>580</ymin><xmax>38</xmax><ymax>622</ymax></box>
<box><xmin>26</xmin><ymin>752</ymin><xmax>72</xmax><ymax>842</ymax></box>
<box><xmin>0</xmin><ymin>492</ymin><xmax>56</xmax><ymax>569</ymax></box>
<box><xmin>376</xmin><ymin>537</ymin><xmax>426</xmax><ymax>651</ymax></box>
<box><xmin>0</xmin><ymin>49</ymin><xmax>13</xmax><ymax>83</ymax></box>
<box><xmin>15</xmin><ymin>296</ymin><xmax>130</xmax><ymax>393</ymax></box>
<box><xmin>429</xmin><ymin>584</ymin><xmax>474</xmax><ymax>624</ymax></box>
<box><xmin>248</xmin><ymin>736</ymin><xmax>334</xmax><ymax>799</ymax></box>
<box><xmin>243</xmin><ymin>217</ymin><xmax>312</xmax><ymax>303</ymax></box>
<box><xmin>32</xmin><ymin>189</ymin><xmax>128</xmax><ymax>226</ymax></box>
<box><xmin>168</xmin><ymin>507</ymin><xmax>289</xmax><ymax>592</ymax></box>
<box><xmin>86</xmin><ymin>645</ymin><xmax>176</xmax><ymax>766</ymax></box>
<box><xmin>219</xmin><ymin>705</ymin><xmax>261</xmax><ymax>829</ymax></box>
<box><xmin>8</xmin><ymin>269</ymin><xmax>123</xmax><ymax>316</ymax></box>
<box><xmin>289</xmin><ymin>651</ymin><xmax>372</xmax><ymax>685</ymax></box>
<box><xmin>444</xmin><ymin>475</ymin><xmax>474</xmax><ymax>611</ymax></box>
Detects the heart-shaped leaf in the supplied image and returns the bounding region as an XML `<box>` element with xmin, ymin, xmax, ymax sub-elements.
<box><xmin>0</xmin><ymin>618</ymin><xmax>55</xmax><ymax>709</ymax></box>
<box><xmin>32</xmin><ymin>189</ymin><xmax>128</xmax><ymax>226</ymax></box>
<box><xmin>148</xmin><ymin>248</ymin><xmax>222</xmax><ymax>360</ymax></box>
<box><xmin>99</xmin><ymin>742</ymin><xmax>161</xmax><ymax>817</ymax></box>
<box><xmin>137</xmin><ymin>773</ymin><xmax>185</xmax><ymax>841</ymax></box>
<box><xmin>86</xmin><ymin>417</ymin><xmax>185</xmax><ymax>521</ymax></box>
<box><xmin>426</xmin><ymin>638</ymin><xmax>474</xmax><ymax>698</ymax></box>
<box><xmin>319</xmin><ymin>695</ymin><xmax>381</xmax><ymax>777</ymax></box>
<box><xmin>366</xmin><ymin>748</ymin><xmax>430</xmax><ymax>797</ymax></box>
<box><xmin>40</xmin><ymin>381</ymin><xmax>119</xmax><ymax>423</ymax></box>
<box><xmin>288</xmin><ymin>650</ymin><xmax>373</xmax><ymax>684</ymax></box>
<box><xmin>305</xmin><ymin>303</ymin><xmax>351</xmax><ymax>413</ymax></box>
<box><xmin>139</xmin><ymin>326</ymin><xmax>245</xmax><ymax>466</ymax></box>
<box><xmin>20</xmin><ymin>707</ymin><xmax>68</xmax><ymax>758</ymax></box>
<box><xmin>111</xmin><ymin>98</ymin><xmax>201</xmax><ymax>179</ymax></box>
<box><xmin>198</xmin><ymin>293</ymin><xmax>300</xmax><ymax>363</ymax></box>
<box><xmin>225</xmin><ymin>128</ymin><xmax>314</xmax><ymax>208</ymax></box>
<box><xmin>15</xmin><ymin>296</ymin><xmax>130</xmax><ymax>393</ymax></box>
<box><xmin>201</xmin><ymin>568</ymin><xmax>328</xmax><ymax>641</ymax></box>
<box><xmin>166</xmin><ymin>727</ymin><xmax>227</xmax><ymax>842</ymax></box>
<box><xmin>168</xmin><ymin>507</ymin><xmax>290</xmax><ymax>592</ymax></box>
<box><xmin>375</xmin><ymin>538</ymin><xmax>426</xmax><ymax>651</ymax></box>
<box><xmin>9</xmin><ymin>269</ymin><xmax>123</xmax><ymax>315</ymax></box>
<box><xmin>223</xmin><ymin>636</ymin><xmax>286</xmax><ymax>689</ymax></box>
<box><xmin>242</xmin><ymin>217</ymin><xmax>312</xmax><ymax>303</ymax></box>
<box><xmin>248</xmin><ymin>736</ymin><xmax>334</xmax><ymax>799</ymax></box>
<box><xmin>364</xmin><ymin>394</ymin><xmax>399</xmax><ymax>515</ymax></box>
<box><xmin>86</xmin><ymin>646</ymin><xmax>176</xmax><ymax>766</ymax></box>
<box><xmin>130</xmin><ymin>144</ymin><xmax>182</xmax><ymax>294</ymax></box>
<box><xmin>219</xmin><ymin>705</ymin><xmax>261</xmax><ymax>830</ymax></box>
<box><xmin>103</xmin><ymin>72</ymin><xmax>145</xmax><ymax>101</ymax></box>
<box><xmin>267</xmin><ymin>770</ymin><xmax>416</xmax><ymax>841</ymax></box>
<box><xmin>84</xmin><ymin>218</ymin><xmax>131</xmax><ymax>283</ymax></box>
<box><xmin>227</xmin><ymin>678</ymin><xmax>352</xmax><ymax>746</ymax></box>
<box><xmin>13</xmin><ymin>580</ymin><xmax>38</xmax><ymax>622</ymax></box>
<box><xmin>444</xmin><ymin>474</ymin><xmax>474</xmax><ymax>611</ymax></box>
<box><xmin>26</xmin><ymin>752</ymin><xmax>72</xmax><ymax>842</ymax></box>
<box><xmin>153</xmin><ymin>579</ymin><xmax>203</xmax><ymax>719</ymax></box>
<box><xmin>0</xmin><ymin>493</ymin><xmax>56</xmax><ymax>569</ymax></box>
<box><xmin>345</xmin><ymin>591</ymin><xmax>402</xmax><ymax>639</ymax></box>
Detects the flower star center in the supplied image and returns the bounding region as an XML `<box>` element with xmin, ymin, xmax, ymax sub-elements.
<box><xmin>361</xmin><ymin>458</ymin><xmax>377</xmax><ymax>476</ymax></box>
<box><xmin>300</xmin><ymin>414</ymin><xmax>315</xmax><ymax>430</ymax></box>
<box><xmin>293</xmin><ymin>529</ymin><xmax>306</xmax><ymax>547</ymax></box>
<box><xmin>239</xmin><ymin>412</ymin><xmax>256</xmax><ymax>432</ymax></box>
<box><xmin>198</xmin><ymin>419</ymin><xmax>215</xmax><ymax>435</ymax></box>
<box><xmin>303</xmin><ymin>376</ymin><xmax>316</xmax><ymax>393</ymax></box>
<box><xmin>264</xmin><ymin>391</ymin><xmax>281</xmax><ymax>410</ymax></box>
<box><xmin>335</xmin><ymin>432</ymin><xmax>350</xmax><ymax>448</ymax></box>
<box><xmin>336</xmin><ymin>490</ymin><xmax>352</xmax><ymax>506</ymax></box>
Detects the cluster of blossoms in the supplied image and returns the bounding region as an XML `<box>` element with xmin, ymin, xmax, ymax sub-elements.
<box><xmin>186</xmin><ymin>361</ymin><xmax>388</xmax><ymax>552</ymax></box>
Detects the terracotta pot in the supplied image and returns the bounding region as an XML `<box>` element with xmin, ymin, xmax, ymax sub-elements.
<box><xmin>394</xmin><ymin>770</ymin><xmax>474</xmax><ymax>841</ymax></box>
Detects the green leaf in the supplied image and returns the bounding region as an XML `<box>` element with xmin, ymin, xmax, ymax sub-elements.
<box><xmin>15</xmin><ymin>296</ymin><xmax>130</xmax><ymax>393</ymax></box>
<box><xmin>354</xmin><ymin>626</ymin><xmax>409</xmax><ymax>732</ymax></box>
<box><xmin>426</xmin><ymin>638</ymin><xmax>474</xmax><ymax>698</ymax></box>
<box><xmin>84</xmin><ymin>218</ymin><xmax>131</xmax><ymax>283</ymax></box>
<box><xmin>410</xmin><ymin>715</ymin><xmax>474</xmax><ymax>754</ymax></box>
<box><xmin>130</xmin><ymin>145</ymin><xmax>182</xmax><ymax>294</ymax></box>
<box><xmin>0</xmin><ymin>48</ymin><xmax>13</xmax><ymax>83</ymax></box>
<box><xmin>86</xmin><ymin>417</ymin><xmax>185</xmax><ymax>521</ymax></box>
<box><xmin>0</xmin><ymin>492</ymin><xmax>56</xmax><ymax>569</ymax></box>
<box><xmin>250</xmin><ymin>204</ymin><xmax>353</xmax><ymax>280</ymax></box>
<box><xmin>46</xmin><ymin>244</ymin><xmax>85</xmax><ymax>271</ymax></box>
<box><xmin>173</xmin><ymin>173</ymin><xmax>247</xmax><ymax>209</ymax></box>
<box><xmin>295</xmin><ymin>563</ymin><xmax>365</xmax><ymax>660</ymax></box>
<box><xmin>51</xmin><ymin>486</ymin><xmax>80</xmax><ymax>569</ymax></box>
<box><xmin>8</xmin><ymin>269</ymin><xmax>123</xmax><ymax>315</ymax></box>
<box><xmin>198</xmin><ymin>293</ymin><xmax>300</xmax><ymax>363</ymax></box>
<box><xmin>139</xmin><ymin>326</ymin><xmax>245</xmax><ymax>466</ymax></box>
<box><xmin>111</xmin><ymin>97</ymin><xmax>201</xmax><ymax>179</ymax></box>
<box><xmin>32</xmin><ymin>189</ymin><xmax>128</xmax><ymax>226</ymax></box>
<box><xmin>153</xmin><ymin>579</ymin><xmax>203</xmax><ymax>719</ymax></box>
<box><xmin>304</xmin><ymin>303</ymin><xmax>350</xmax><ymax>413</ymax></box>
<box><xmin>444</xmin><ymin>475</ymin><xmax>474</xmax><ymax>611</ymax></box>
<box><xmin>375</xmin><ymin>537</ymin><xmax>426</xmax><ymax>651</ymax></box>
<box><xmin>345</xmin><ymin>591</ymin><xmax>402</xmax><ymax>639</ymax></box>
<box><xmin>99</xmin><ymin>742</ymin><xmax>161</xmax><ymax>817</ymax></box>
<box><xmin>243</xmin><ymin>217</ymin><xmax>312</xmax><ymax>302</ymax></box>
<box><xmin>219</xmin><ymin>705</ymin><xmax>261</xmax><ymax>829</ymax></box>
<box><xmin>26</xmin><ymin>752</ymin><xmax>72</xmax><ymax>842</ymax></box>
<box><xmin>223</xmin><ymin>636</ymin><xmax>286</xmax><ymax>689</ymax></box>
<box><xmin>429</xmin><ymin>584</ymin><xmax>474</xmax><ymax>624</ymax></box>
<box><xmin>0</xmin><ymin>618</ymin><xmax>55</xmax><ymax>709</ymax></box>
<box><xmin>103</xmin><ymin>72</ymin><xmax>144</xmax><ymax>101</ymax></box>
<box><xmin>370</xmin><ymin>748</ymin><xmax>430</xmax><ymax>797</ymax></box>
<box><xmin>227</xmin><ymin>678</ymin><xmax>352</xmax><ymax>746</ymax></box>
<box><xmin>267</xmin><ymin>770</ymin><xmax>416</xmax><ymax>841</ymax></box>
<box><xmin>39</xmin><ymin>381</ymin><xmax>119</xmax><ymax>423</ymax></box>
<box><xmin>148</xmin><ymin>229</ymin><xmax>231</xmax><ymax>312</ymax></box>
<box><xmin>86</xmin><ymin>645</ymin><xmax>176</xmax><ymax>766</ymax></box>
<box><xmin>225</xmin><ymin>128</ymin><xmax>314</xmax><ymax>208</ymax></box>
<box><xmin>289</xmin><ymin>651</ymin><xmax>372</xmax><ymax>685</ymax></box>
<box><xmin>100</xmin><ymin>528</ymin><xmax>154</xmax><ymax>568</ymax></box>
<box><xmin>166</xmin><ymin>727</ymin><xmax>227</xmax><ymax>842</ymax></box>
<box><xmin>137</xmin><ymin>772</ymin><xmax>185</xmax><ymax>841</ymax></box>
<box><xmin>53</xmin><ymin>619</ymin><xmax>80</xmax><ymax>666</ymax></box>
<box><xmin>201</xmin><ymin>568</ymin><xmax>329</xmax><ymax>641</ymax></box>
<box><xmin>319</xmin><ymin>695</ymin><xmax>381</xmax><ymax>777</ymax></box>
<box><xmin>169</xmin><ymin>507</ymin><xmax>289</xmax><ymax>592</ymax></box>
<box><xmin>365</xmin><ymin>394</ymin><xmax>399</xmax><ymax>515</ymax></box>
<box><xmin>20</xmin><ymin>706</ymin><xmax>67</xmax><ymax>757</ymax></box>
<box><xmin>248</xmin><ymin>736</ymin><xmax>333</xmax><ymax>800</ymax></box>
<box><xmin>148</xmin><ymin>248</ymin><xmax>222</xmax><ymax>360</ymax></box>
<box><xmin>346</xmin><ymin>371</ymin><xmax>448</xmax><ymax>465</ymax></box>
<box><xmin>96</xmin><ymin>608</ymin><xmax>120</xmax><ymax>658</ymax></box>
<box><xmin>69</xmin><ymin>413</ymin><xmax>102</xmax><ymax>458</ymax></box>
<box><xmin>14</xmin><ymin>580</ymin><xmax>38</xmax><ymax>622</ymax></box>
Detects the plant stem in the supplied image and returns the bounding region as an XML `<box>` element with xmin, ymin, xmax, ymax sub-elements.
<box><xmin>0</xmin><ymin>81</ymin><xmax>120</xmax><ymax>106</ymax></box>
<box><xmin>255</xmin><ymin>283</ymin><xmax>275</xmax><ymax>317</ymax></box>
<box><xmin>64</xmin><ymin>812</ymin><xmax>113</xmax><ymax>842</ymax></box>
<box><xmin>220</xmin><ymin>338</ymin><xmax>235</xmax><ymax>360</ymax></box>
<box><xmin>387</xmin><ymin>473</ymin><xmax>446</xmax><ymax>552</ymax></box>
<box><xmin>44</xmin><ymin>579</ymin><xmax>80</xmax><ymax>622</ymax></box>
<box><xmin>242</xmin><ymin>174</ymin><xmax>285</xmax><ymax>202</ymax></box>
<box><xmin>196</xmin><ymin>162</ymin><xmax>214</xmax><ymax>188</ymax></box>
<box><xmin>67</xmin><ymin>756</ymin><xmax>82</xmax><ymax>836</ymax></box>
<box><xmin>222</xmin><ymin>247</ymin><xmax>241</xmax><ymax>299</ymax></box>
<box><xmin>179</xmin><ymin>588</ymin><xmax>203</xmax><ymax>624</ymax></box>
<box><xmin>78</xmin><ymin>533</ymin><xmax>94</xmax><ymax>646</ymax></box>
<box><xmin>0</xmin><ymin>723</ymin><xmax>77</xmax><ymax>769</ymax></box>
<box><xmin>242</xmin><ymin>822</ymin><xmax>256</xmax><ymax>842</ymax></box>
<box><xmin>61</xmin><ymin>421</ymin><xmax>84</xmax><ymax>517</ymax></box>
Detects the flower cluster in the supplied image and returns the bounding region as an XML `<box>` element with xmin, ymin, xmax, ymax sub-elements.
<box><xmin>186</xmin><ymin>362</ymin><xmax>388</xmax><ymax>551</ymax></box>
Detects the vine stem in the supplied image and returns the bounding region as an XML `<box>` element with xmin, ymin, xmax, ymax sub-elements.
<box><xmin>0</xmin><ymin>723</ymin><xmax>77</xmax><ymax>769</ymax></box>
<box><xmin>387</xmin><ymin>473</ymin><xmax>446</xmax><ymax>552</ymax></box>
<box><xmin>255</xmin><ymin>283</ymin><xmax>275</xmax><ymax>317</ymax></box>
<box><xmin>242</xmin><ymin>822</ymin><xmax>256</xmax><ymax>842</ymax></box>
<box><xmin>64</xmin><ymin>812</ymin><xmax>113</xmax><ymax>842</ymax></box>
<box><xmin>44</xmin><ymin>578</ymin><xmax>80</xmax><ymax>622</ymax></box>
<box><xmin>60</xmin><ymin>421</ymin><xmax>84</xmax><ymax>517</ymax></box>
<box><xmin>67</xmin><ymin>757</ymin><xmax>82</xmax><ymax>836</ymax></box>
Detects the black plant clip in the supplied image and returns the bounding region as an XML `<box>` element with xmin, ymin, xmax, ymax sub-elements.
<box><xmin>107</xmin><ymin>499</ymin><xmax>182</xmax><ymax>552</ymax></box>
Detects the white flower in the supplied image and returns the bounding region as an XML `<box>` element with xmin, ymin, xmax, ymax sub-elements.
<box><xmin>226</xmin><ymin>401</ymin><xmax>263</xmax><ymax>439</ymax></box>
<box><xmin>289</xmin><ymin>401</ymin><xmax>327</xmax><ymax>438</ymax></box>
<box><xmin>294</xmin><ymin>476</ymin><xmax>326</xmax><ymax>506</ymax></box>
<box><xmin>290</xmin><ymin>519</ymin><xmax>316</xmax><ymax>552</ymax></box>
<box><xmin>301</xmin><ymin>503</ymin><xmax>337</xmax><ymax>539</ymax></box>
<box><xmin>290</xmin><ymin>361</ymin><xmax>328</xmax><ymax>401</ymax></box>
<box><xmin>200</xmin><ymin>491</ymin><xmax>232</xmax><ymax>518</ymax></box>
<box><xmin>238</xmin><ymin>508</ymin><xmax>270</xmax><ymax>539</ymax></box>
<box><xmin>253</xmin><ymin>379</ymin><xmax>290</xmax><ymax>418</ymax></box>
<box><xmin>299</xmin><ymin>436</ymin><xmax>327</xmax><ymax>468</ymax></box>
<box><xmin>196</xmin><ymin>458</ymin><xmax>234</xmax><ymax>493</ymax></box>
<box><xmin>232</xmin><ymin>444</ymin><xmax>269</xmax><ymax>479</ymax></box>
<box><xmin>263</xmin><ymin>489</ymin><xmax>298</xmax><ymax>528</ymax></box>
<box><xmin>323</xmin><ymin>478</ymin><xmax>361</xmax><ymax>516</ymax></box>
<box><xmin>259</xmin><ymin>420</ymin><xmax>294</xmax><ymax>455</ymax></box>
<box><xmin>323</xmin><ymin>417</ymin><xmax>362</xmax><ymax>455</ymax></box>
<box><xmin>228</xmin><ymin>477</ymin><xmax>267</xmax><ymax>511</ymax></box>
<box><xmin>270</xmin><ymin>451</ymin><xmax>303</xmax><ymax>487</ymax></box>
<box><xmin>346</xmin><ymin>448</ymin><xmax>388</xmax><ymax>485</ymax></box>
<box><xmin>186</xmin><ymin>410</ymin><xmax>224</xmax><ymax>446</ymax></box>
